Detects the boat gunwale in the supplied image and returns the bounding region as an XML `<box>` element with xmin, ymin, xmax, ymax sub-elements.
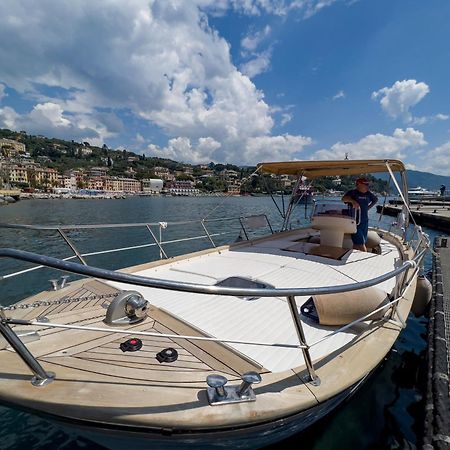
<box><xmin>0</xmin><ymin>370</ymin><xmax>369</xmax><ymax>433</ymax></box>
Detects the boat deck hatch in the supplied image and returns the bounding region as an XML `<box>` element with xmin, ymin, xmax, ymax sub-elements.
<box><xmin>215</xmin><ymin>277</ymin><xmax>275</xmax><ymax>301</ymax></box>
<box><xmin>307</xmin><ymin>245</ymin><xmax>350</xmax><ymax>260</ymax></box>
<box><xmin>282</xmin><ymin>242</ymin><xmax>350</xmax><ymax>260</ymax></box>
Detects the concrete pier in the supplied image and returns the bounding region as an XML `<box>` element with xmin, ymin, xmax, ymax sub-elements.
<box><xmin>422</xmin><ymin>236</ymin><xmax>450</xmax><ymax>450</ymax></box>
<box><xmin>390</xmin><ymin>198</ymin><xmax>450</xmax><ymax>206</ymax></box>
<box><xmin>0</xmin><ymin>189</ymin><xmax>20</xmax><ymax>196</ymax></box>
<box><xmin>0</xmin><ymin>189</ymin><xmax>21</xmax><ymax>202</ymax></box>
<box><xmin>377</xmin><ymin>204</ymin><xmax>450</xmax><ymax>232</ymax></box>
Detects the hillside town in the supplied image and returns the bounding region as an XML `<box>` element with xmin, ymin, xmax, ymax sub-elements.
<box><xmin>0</xmin><ymin>132</ymin><xmax>391</xmax><ymax>203</ymax></box>
<box><xmin>0</xmin><ymin>135</ymin><xmax>269</xmax><ymax>199</ymax></box>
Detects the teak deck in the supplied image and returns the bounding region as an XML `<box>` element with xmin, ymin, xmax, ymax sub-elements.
<box><xmin>5</xmin><ymin>279</ymin><xmax>264</xmax><ymax>385</ymax></box>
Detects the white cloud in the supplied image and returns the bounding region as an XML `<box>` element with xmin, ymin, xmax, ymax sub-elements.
<box><xmin>332</xmin><ymin>90</ymin><xmax>345</xmax><ymax>101</ymax></box>
<box><xmin>0</xmin><ymin>106</ymin><xmax>17</xmax><ymax>129</ymax></box>
<box><xmin>239</xmin><ymin>26</ymin><xmax>273</xmax><ymax>78</ymax></box>
<box><xmin>240</xmin><ymin>49</ymin><xmax>272</xmax><ymax>78</ymax></box>
<box><xmin>0</xmin><ymin>102</ymin><xmax>111</xmax><ymax>145</ymax></box>
<box><xmin>0</xmin><ymin>0</ymin><xmax>314</xmax><ymax>164</ymax></box>
<box><xmin>303</xmin><ymin>0</ymin><xmax>340</xmax><ymax>18</ymax></box>
<box><xmin>147</xmin><ymin>136</ymin><xmax>222</xmax><ymax>164</ymax></box>
<box><xmin>419</xmin><ymin>141</ymin><xmax>450</xmax><ymax>176</ymax></box>
<box><xmin>269</xmin><ymin>104</ymin><xmax>294</xmax><ymax>127</ymax></box>
<box><xmin>410</xmin><ymin>113</ymin><xmax>449</xmax><ymax>125</ymax></box>
<box><xmin>243</xmin><ymin>134</ymin><xmax>312</xmax><ymax>164</ymax></box>
<box><xmin>32</xmin><ymin>103</ymin><xmax>71</xmax><ymax>128</ymax></box>
<box><xmin>313</xmin><ymin>128</ymin><xmax>427</xmax><ymax>161</ymax></box>
<box><xmin>241</xmin><ymin>25</ymin><xmax>271</xmax><ymax>53</ymax></box>
<box><xmin>371</xmin><ymin>79</ymin><xmax>429</xmax><ymax>123</ymax></box>
<box><xmin>135</xmin><ymin>133</ymin><xmax>145</xmax><ymax>144</ymax></box>
<box><xmin>147</xmin><ymin>133</ymin><xmax>311</xmax><ymax>165</ymax></box>
<box><xmin>220</xmin><ymin>0</ymin><xmax>342</xmax><ymax>18</ymax></box>
<box><xmin>211</xmin><ymin>1</ymin><xmax>292</xmax><ymax>16</ymax></box>
<box><xmin>280</xmin><ymin>113</ymin><xmax>292</xmax><ymax>126</ymax></box>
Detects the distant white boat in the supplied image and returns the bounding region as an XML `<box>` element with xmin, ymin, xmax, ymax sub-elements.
<box><xmin>291</xmin><ymin>184</ymin><xmax>315</xmax><ymax>203</ymax></box>
<box><xmin>0</xmin><ymin>195</ymin><xmax>16</xmax><ymax>203</ymax></box>
<box><xmin>407</xmin><ymin>186</ymin><xmax>438</xmax><ymax>199</ymax></box>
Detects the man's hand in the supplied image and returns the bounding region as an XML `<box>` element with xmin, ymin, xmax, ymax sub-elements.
<box><xmin>342</xmin><ymin>195</ymin><xmax>360</xmax><ymax>209</ymax></box>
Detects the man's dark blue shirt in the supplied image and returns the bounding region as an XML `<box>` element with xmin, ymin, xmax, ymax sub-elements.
<box><xmin>344</xmin><ymin>189</ymin><xmax>378</xmax><ymax>221</ymax></box>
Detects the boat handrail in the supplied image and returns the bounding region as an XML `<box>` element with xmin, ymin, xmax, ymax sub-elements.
<box><xmin>0</xmin><ymin>216</ymin><xmax>243</xmax><ymax>231</ymax></box>
<box><xmin>0</xmin><ymin>247</ymin><xmax>424</xmax><ymax>298</ymax></box>
<box><xmin>0</xmin><ymin>231</ymin><xmax>236</xmax><ymax>281</ymax></box>
<box><xmin>0</xmin><ymin>215</ymin><xmax>268</xmax><ymax>279</ymax></box>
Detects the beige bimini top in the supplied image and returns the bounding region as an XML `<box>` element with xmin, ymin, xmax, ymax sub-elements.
<box><xmin>257</xmin><ymin>159</ymin><xmax>406</xmax><ymax>178</ymax></box>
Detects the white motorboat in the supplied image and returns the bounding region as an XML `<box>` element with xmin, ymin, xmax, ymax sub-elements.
<box><xmin>407</xmin><ymin>186</ymin><xmax>438</xmax><ymax>199</ymax></box>
<box><xmin>0</xmin><ymin>159</ymin><xmax>431</xmax><ymax>449</ymax></box>
<box><xmin>291</xmin><ymin>183</ymin><xmax>315</xmax><ymax>204</ymax></box>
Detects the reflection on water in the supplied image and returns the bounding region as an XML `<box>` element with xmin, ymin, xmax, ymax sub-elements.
<box><xmin>0</xmin><ymin>196</ymin><xmax>437</xmax><ymax>450</ymax></box>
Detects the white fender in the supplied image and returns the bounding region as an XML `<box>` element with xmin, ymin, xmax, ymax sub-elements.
<box><xmin>366</xmin><ymin>230</ymin><xmax>381</xmax><ymax>249</ymax></box>
<box><xmin>411</xmin><ymin>275</ymin><xmax>432</xmax><ymax>317</ymax></box>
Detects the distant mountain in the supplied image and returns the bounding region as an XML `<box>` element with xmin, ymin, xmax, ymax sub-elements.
<box><xmin>405</xmin><ymin>170</ymin><xmax>450</xmax><ymax>191</ymax></box>
<box><xmin>377</xmin><ymin>170</ymin><xmax>450</xmax><ymax>192</ymax></box>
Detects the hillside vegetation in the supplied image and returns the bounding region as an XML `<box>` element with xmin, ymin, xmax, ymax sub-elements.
<box><xmin>0</xmin><ymin>128</ymin><xmax>396</xmax><ymax>194</ymax></box>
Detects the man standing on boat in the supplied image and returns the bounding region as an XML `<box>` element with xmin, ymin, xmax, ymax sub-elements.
<box><xmin>342</xmin><ymin>178</ymin><xmax>378</xmax><ymax>252</ymax></box>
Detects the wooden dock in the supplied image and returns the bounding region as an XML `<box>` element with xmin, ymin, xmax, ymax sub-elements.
<box><xmin>376</xmin><ymin>204</ymin><xmax>450</xmax><ymax>232</ymax></box>
<box><xmin>422</xmin><ymin>236</ymin><xmax>450</xmax><ymax>450</ymax></box>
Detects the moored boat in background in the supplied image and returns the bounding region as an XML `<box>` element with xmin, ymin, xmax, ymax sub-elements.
<box><xmin>407</xmin><ymin>186</ymin><xmax>439</xmax><ymax>200</ymax></box>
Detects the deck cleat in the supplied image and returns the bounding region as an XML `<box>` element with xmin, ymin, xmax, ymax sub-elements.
<box><xmin>237</xmin><ymin>371</ymin><xmax>261</xmax><ymax>398</ymax></box>
<box><xmin>49</xmin><ymin>279</ymin><xmax>59</xmax><ymax>291</ymax></box>
<box><xmin>206</xmin><ymin>374</ymin><xmax>228</xmax><ymax>404</ymax></box>
<box><xmin>206</xmin><ymin>372</ymin><xmax>262</xmax><ymax>405</ymax></box>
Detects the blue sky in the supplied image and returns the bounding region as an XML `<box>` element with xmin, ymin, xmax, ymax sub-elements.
<box><xmin>0</xmin><ymin>0</ymin><xmax>449</xmax><ymax>174</ymax></box>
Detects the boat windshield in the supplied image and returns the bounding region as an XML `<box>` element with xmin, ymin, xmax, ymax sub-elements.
<box><xmin>312</xmin><ymin>202</ymin><xmax>356</xmax><ymax>220</ymax></box>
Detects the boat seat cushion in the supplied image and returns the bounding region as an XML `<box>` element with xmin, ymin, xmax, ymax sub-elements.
<box><xmin>301</xmin><ymin>286</ymin><xmax>390</xmax><ymax>326</ymax></box>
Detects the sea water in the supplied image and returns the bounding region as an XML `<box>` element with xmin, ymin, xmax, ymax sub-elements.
<box><xmin>0</xmin><ymin>195</ymin><xmax>437</xmax><ymax>449</ymax></box>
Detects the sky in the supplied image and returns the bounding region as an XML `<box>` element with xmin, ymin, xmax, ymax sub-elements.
<box><xmin>0</xmin><ymin>0</ymin><xmax>449</xmax><ymax>175</ymax></box>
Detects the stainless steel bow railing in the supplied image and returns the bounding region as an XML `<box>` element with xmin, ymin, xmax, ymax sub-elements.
<box><xmin>0</xmin><ymin>242</ymin><xmax>428</xmax><ymax>388</ymax></box>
